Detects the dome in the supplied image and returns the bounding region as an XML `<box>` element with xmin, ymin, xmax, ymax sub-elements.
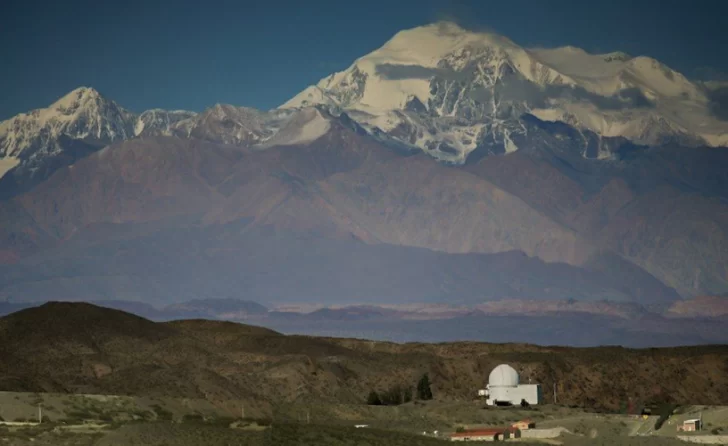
<box><xmin>488</xmin><ymin>364</ymin><xmax>519</xmax><ymax>387</ymax></box>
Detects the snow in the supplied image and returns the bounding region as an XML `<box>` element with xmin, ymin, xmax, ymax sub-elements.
<box><xmin>529</xmin><ymin>47</ymin><xmax>630</xmax><ymax>80</ymax></box>
<box><xmin>257</xmin><ymin>108</ymin><xmax>330</xmax><ymax>147</ymax></box>
<box><xmin>280</xmin><ymin>21</ymin><xmax>728</xmax><ymax>153</ymax></box>
<box><xmin>285</xmin><ymin>109</ymin><xmax>330</xmax><ymax>144</ymax></box>
<box><xmin>0</xmin><ymin>86</ymin><xmax>136</xmax><ymax>158</ymax></box>
<box><xmin>135</xmin><ymin>109</ymin><xmax>197</xmax><ymax>136</ymax></box>
<box><xmin>281</xmin><ymin>85</ymin><xmax>338</xmax><ymax>109</ymax></box>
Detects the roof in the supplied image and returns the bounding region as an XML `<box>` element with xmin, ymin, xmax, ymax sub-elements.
<box><xmin>450</xmin><ymin>429</ymin><xmax>503</xmax><ymax>438</ymax></box>
<box><xmin>683</xmin><ymin>419</ymin><xmax>701</xmax><ymax>423</ymax></box>
<box><xmin>450</xmin><ymin>427</ymin><xmax>521</xmax><ymax>438</ymax></box>
<box><xmin>488</xmin><ymin>364</ymin><xmax>519</xmax><ymax>387</ymax></box>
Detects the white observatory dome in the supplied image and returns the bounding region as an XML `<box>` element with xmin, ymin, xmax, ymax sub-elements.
<box><xmin>488</xmin><ymin>364</ymin><xmax>519</xmax><ymax>387</ymax></box>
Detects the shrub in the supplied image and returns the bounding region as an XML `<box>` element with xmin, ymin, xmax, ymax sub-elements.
<box><xmin>182</xmin><ymin>413</ymin><xmax>205</xmax><ymax>423</ymax></box>
<box><xmin>150</xmin><ymin>404</ymin><xmax>174</xmax><ymax>421</ymax></box>
<box><xmin>654</xmin><ymin>404</ymin><xmax>676</xmax><ymax>431</ymax></box>
<box><xmin>367</xmin><ymin>390</ymin><xmax>382</xmax><ymax>406</ymax></box>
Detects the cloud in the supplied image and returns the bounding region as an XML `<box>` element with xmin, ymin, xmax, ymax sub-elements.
<box><xmin>374</xmin><ymin>64</ymin><xmax>441</xmax><ymax>80</ymax></box>
<box><xmin>375</xmin><ymin>63</ymin><xmax>473</xmax><ymax>82</ymax></box>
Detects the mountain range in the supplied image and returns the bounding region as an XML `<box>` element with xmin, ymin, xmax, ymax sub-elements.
<box><xmin>1</xmin><ymin>22</ymin><xmax>728</xmax><ymax>325</ymax></box>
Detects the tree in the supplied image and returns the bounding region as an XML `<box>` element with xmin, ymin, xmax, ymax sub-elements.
<box><xmin>367</xmin><ymin>390</ymin><xmax>382</xmax><ymax>406</ymax></box>
<box><xmin>403</xmin><ymin>386</ymin><xmax>413</xmax><ymax>403</ymax></box>
<box><xmin>417</xmin><ymin>373</ymin><xmax>433</xmax><ymax>400</ymax></box>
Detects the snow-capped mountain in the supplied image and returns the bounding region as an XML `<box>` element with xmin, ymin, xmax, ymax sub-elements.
<box><xmin>170</xmin><ymin>104</ymin><xmax>285</xmax><ymax>146</ymax></box>
<box><xmin>135</xmin><ymin>109</ymin><xmax>197</xmax><ymax>136</ymax></box>
<box><xmin>0</xmin><ymin>87</ymin><xmax>135</xmax><ymax>169</ymax></box>
<box><xmin>152</xmin><ymin>104</ymin><xmax>334</xmax><ymax>149</ymax></box>
<box><xmin>282</xmin><ymin>22</ymin><xmax>728</xmax><ymax>163</ymax></box>
<box><xmin>2</xmin><ymin>21</ymin><xmax>727</xmax><ymax>197</ymax></box>
<box><xmin>0</xmin><ymin>88</ymin><xmax>199</xmax><ymax>197</ymax></box>
<box><xmin>0</xmin><ymin>87</ymin><xmax>139</xmax><ymax>196</ymax></box>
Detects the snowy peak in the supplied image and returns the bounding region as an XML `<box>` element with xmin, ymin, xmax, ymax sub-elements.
<box><xmin>0</xmin><ymin>86</ymin><xmax>136</xmax><ymax>159</ymax></box>
<box><xmin>282</xmin><ymin>22</ymin><xmax>728</xmax><ymax>159</ymax></box>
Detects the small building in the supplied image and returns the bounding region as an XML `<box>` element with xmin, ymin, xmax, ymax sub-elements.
<box><xmin>677</xmin><ymin>419</ymin><xmax>701</xmax><ymax>432</ymax></box>
<box><xmin>450</xmin><ymin>427</ymin><xmax>522</xmax><ymax>442</ymax></box>
<box><xmin>450</xmin><ymin>429</ymin><xmax>501</xmax><ymax>442</ymax></box>
<box><xmin>481</xmin><ymin>364</ymin><xmax>542</xmax><ymax>406</ymax></box>
<box><xmin>499</xmin><ymin>427</ymin><xmax>522</xmax><ymax>440</ymax></box>
<box><xmin>512</xmin><ymin>419</ymin><xmax>535</xmax><ymax>430</ymax></box>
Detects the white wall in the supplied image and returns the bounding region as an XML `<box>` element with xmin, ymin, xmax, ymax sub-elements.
<box><xmin>487</xmin><ymin>384</ymin><xmax>541</xmax><ymax>405</ymax></box>
<box><xmin>677</xmin><ymin>436</ymin><xmax>728</xmax><ymax>444</ymax></box>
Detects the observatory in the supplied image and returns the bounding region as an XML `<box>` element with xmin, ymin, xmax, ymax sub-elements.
<box><xmin>479</xmin><ymin>364</ymin><xmax>542</xmax><ymax>406</ymax></box>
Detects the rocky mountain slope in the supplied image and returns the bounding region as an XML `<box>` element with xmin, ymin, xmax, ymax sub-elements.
<box><xmin>0</xmin><ymin>302</ymin><xmax>726</xmax><ymax>411</ymax></box>
<box><xmin>0</xmin><ymin>112</ymin><xmax>687</xmax><ymax>306</ymax></box>
<box><xmin>0</xmin><ymin>22</ymin><xmax>727</xmax><ymax>309</ymax></box>
<box><xmin>0</xmin><ymin>88</ymin><xmax>197</xmax><ymax>198</ymax></box>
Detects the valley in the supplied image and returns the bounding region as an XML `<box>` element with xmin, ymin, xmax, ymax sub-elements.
<box><xmin>1</xmin><ymin>10</ymin><xmax>727</xmax><ymax>445</ymax></box>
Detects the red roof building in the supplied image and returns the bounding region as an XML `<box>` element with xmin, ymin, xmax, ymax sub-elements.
<box><xmin>450</xmin><ymin>427</ymin><xmax>521</xmax><ymax>442</ymax></box>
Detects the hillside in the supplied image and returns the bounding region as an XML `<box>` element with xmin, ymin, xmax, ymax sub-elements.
<box><xmin>0</xmin><ymin>303</ymin><xmax>726</xmax><ymax>412</ymax></box>
<box><xmin>0</xmin><ymin>119</ymin><xmax>683</xmax><ymax>307</ymax></box>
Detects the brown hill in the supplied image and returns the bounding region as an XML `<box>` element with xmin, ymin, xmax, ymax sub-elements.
<box><xmin>0</xmin><ymin>117</ymin><xmax>680</xmax><ymax>306</ymax></box>
<box><xmin>467</xmin><ymin>136</ymin><xmax>728</xmax><ymax>297</ymax></box>
<box><xmin>0</xmin><ymin>302</ymin><xmax>726</xmax><ymax>411</ymax></box>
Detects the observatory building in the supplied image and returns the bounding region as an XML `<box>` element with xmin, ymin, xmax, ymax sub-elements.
<box><xmin>478</xmin><ymin>364</ymin><xmax>542</xmax><ymax>406</ymax></box>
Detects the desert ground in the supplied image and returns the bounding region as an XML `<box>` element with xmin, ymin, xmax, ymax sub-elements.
<box><xmin>1</xmin><ymin>391</ymin><xmax>726</xmax><ymax>445</ymax></box>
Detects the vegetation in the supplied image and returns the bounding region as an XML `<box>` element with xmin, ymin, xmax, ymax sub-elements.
<box><xmin>150</xmin><ymin>404</ymin><xmax>174</xmax><ymax>421</ymax></box>
<box><xmin>266</xmin><ymin>423</ymin><xmax>449</xmax><ymax>446</ymax></box>
<box><xmin>367</xmin><ymin>390</ymin><xmax>382</xmax><ymax>406</ymax></box>
<box><xmin>654</xmin><ymin>404</ymin><xmax>677</xmax><ymax>431</ymax></box>
<box><xmin>367</xmin><ymin>383</ymin><xmax>416</xmax><ymax>406</ymax></box>
<box><xmin>417</xmin><ymin>373</ymin><xmax>433</xmax><ymax>401</ymax></box>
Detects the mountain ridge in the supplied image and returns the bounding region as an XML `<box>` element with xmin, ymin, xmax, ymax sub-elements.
<box><xmin>0</xmin><ymin>22</ymin><xmax>727</xmax><ymax>310</ymax></box>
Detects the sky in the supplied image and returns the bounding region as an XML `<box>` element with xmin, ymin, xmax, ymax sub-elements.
<box><xmin>1</xmin><ymin>0</ymin><xmax>726</xmax><ymax>120</ymax></box>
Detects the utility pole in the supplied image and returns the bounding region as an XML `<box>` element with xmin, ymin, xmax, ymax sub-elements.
<box><xmin>553</xmin><ymin>382</ymin><xmax>557</xmax><ymax>405</ymax></box>
<box><xmin>241</xmin><ymin>402</ymin><xmax>245</xmax><ymax>420</ymax></box>
<box><xmin>38</xmin><ymin>404</ymin><xmax>42</xmax><ymax>424</ymax></box>
<box><xmin>306</xmin><ymin>409</ymin><xmax>310</xmax><ymax>425</ymax></box>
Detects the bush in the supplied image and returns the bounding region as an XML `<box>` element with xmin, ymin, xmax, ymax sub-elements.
<box><xmin>150</xmin><ymin>404</ymin><xmax>174</xmax><ymax>421</ymax></box>
<box><xmin>654</xmin><ymin>404</ymin><xmax>676</xmax><ymax>431</ymax></box>
<box><xmin>403</xmin><ymin>386</ymin><xmax>413</xmax><ymax>403</ymax></box>
<box><xmin>367</xmin><ymin>390</ymin><xmax>382</xmax><ymax>406</ymax></box>
<box><xmin>182</xmin><ymin>413</ymin><xmax>205</xmax><ymax>423</ymax></box>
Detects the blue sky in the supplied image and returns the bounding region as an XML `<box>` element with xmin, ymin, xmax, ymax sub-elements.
<box><xmin>1</xmin><ymin>0</ymin><xmax>726</xmax><ymax>119</ymax></box>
